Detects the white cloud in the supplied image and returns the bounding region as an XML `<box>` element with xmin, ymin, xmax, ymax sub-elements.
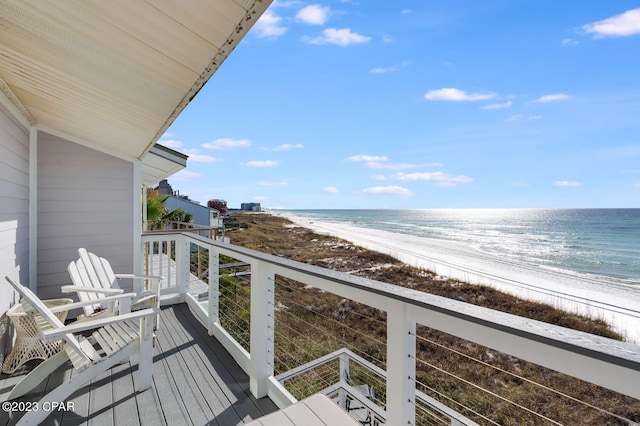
<box><xmin>362</xmin><ymin>186</ymin><xmax>413</xmax><ymax>196</ymax></box>
<box><xmin>389</xmin><ymin>172</ymin><xmax>473</xmax><ymax>187</ymax></box>
<box><xmin>348</xmin><ymin>154</ymin><xmax>388</xmax><ymax>162</ymax></box>
<box><xmin>171</xmin><ymin>170</ymin><xmax>201</xmax><ymax>182</ymax></box>
<box><xmin>258</xmin><ymin>180</ymin><xmax>288</xmax><ymax>187</ymax></box>
<box><xmin>481</xmin><ymin>100</ymin><xmax>512</xmax><ymax>110</ymax></box>
<box><xmin>202</xmin><ymin>138</ymin><xmax>252</xmax><ymax>150</ymax></box>
<box><xmin>305</xmin><ymin>28</ymin><xmax>371</xmax><ymax>46</ymax></box>
<box><xmin>323</xmin><ymin>186</ymin><xmax>340</xmax><ymax>193</ymax></box>
<box><xmin>561</xmin><ymin>38</ymin><xmax>579</xmax><ymax>46</ymax></box>
<box><xmin>634</xmin><ymin>183</ymin><xmax>640</xmax><ymax>188</ymax></box>
<box><xmin>296</xmin><ymin>5</ymin><xmax>330</xmax><ymax>25</ymax></box>
<box><xmin>370</xmin><ymin>61</ymin><xmax>410</xmax><ymax>74</ymax></box>
<box><xmin>241</xmin><ymin>160</ymin><xmax>280</xmax><ymax>167</ymax></box>
<box><xmin>424</xmin><ymin>88</ymin><xmax>496</xmax><ymax>102</ymax></box>
<box><xmin>366</xmin><ymin>161</ymin><xmax>417</xmax><ymax>170</ymax></box>
<box><xmin>533</xmin><ymin>93</ymin><xmax>571</xmax><ymax>103</ymax></box>
<box><xmin>582</xmin><ymin>8</ymin><xmax>640</xmax><ymax>38</ymax></box>
<box><xmin>506</xmin><ymin>114</ymin><xmax>543</xmax><ymax>122</ymax></box>
<box><xmin>261</xmin><ymin>143</ymin><xmax>304</xmax><ymax>152</ymax></box>
<box><xmin>253</xmin><ymin>10</ymin><xmax>287</xmax><ymax>38</ymax></box>
<box><xmin>158</xmin><ymin>139</ymin><xmax>183</xmax><ymax>149</ymax></box>
<box><xmin>183</xmin><ymin>149</ymin><xmax>221</xmax><ymax>163</ymax></box>
<box><xmin>554</xmin><ymin>181</ymin><xmax>583</xmax><ymax>187</ymax></box>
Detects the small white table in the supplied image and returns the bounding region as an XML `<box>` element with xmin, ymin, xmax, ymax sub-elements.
<box><xmin>2</xmin><ymin>298</ymin><xmax>73</xmax><ymax>374</ymax></box>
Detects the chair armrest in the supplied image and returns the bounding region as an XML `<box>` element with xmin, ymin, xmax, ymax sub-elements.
<box><xmin>115</xmin><ymin>274</ymin><xmax>164</xmax><ymax>292</ymax></box>
<box><xmin>47</xmin><ymin>293</ymin><xmax>137</xmax><ymax>314</ymax></box>
<box><xmin>61</xmin><ymin>285</ymin><xmax>124</xmax><ymax>295</ymax></box>
<box><xmin>42</xmin><ymin>308</ymin><xmax>159</xmax><ymax>341</ymax></box>
<box><xmin>115</xmin><ymin>274</ymin><xmax>164</xmax><ymax>282</ymax></box>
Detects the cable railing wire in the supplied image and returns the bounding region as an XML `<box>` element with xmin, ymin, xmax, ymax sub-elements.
<box><xmin>413</xmin><ymin>379</ymin><xmax>500</xmax><ymax>426</ymax></box>
<box><xmin>275</xmin><ymin>307</ymin><xmax>387</xmax><ymax>368</ymax></box>
<box><xmin>413</xmin><ymin>356</ymin><xmax>564</xmax><ymax>426</ymax></box>
<box><xmin>412</xmin><ymin>331</ymin><xmax>632</xmax><ymax>423</ymax></box>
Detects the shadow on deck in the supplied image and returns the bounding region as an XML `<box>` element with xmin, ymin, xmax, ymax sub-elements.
<box><xmin>0</xmin><ymin>304</ymin><xmax>278</xmax><ymax>425</ymax></box>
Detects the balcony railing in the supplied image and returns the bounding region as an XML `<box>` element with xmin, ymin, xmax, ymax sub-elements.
<box><xmin>142</xmin><ymin>231</ymin><xmax>640</xmax><ymax>425</ymax></box>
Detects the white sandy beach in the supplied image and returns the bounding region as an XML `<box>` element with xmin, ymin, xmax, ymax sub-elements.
<box><xmin>279</xmin><ymin>213</ymin><xmax>640</xmax><ymax>344</ymax></box>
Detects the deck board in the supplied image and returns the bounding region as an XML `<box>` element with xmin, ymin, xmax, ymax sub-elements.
<box><xmin>0</xmin><ymin>303</ymin><xmax>278</xmax><ymax>426</ymax></box>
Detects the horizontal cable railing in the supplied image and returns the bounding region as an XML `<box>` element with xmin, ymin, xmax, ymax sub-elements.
<box><xmin>141</xmin><ymin>232</ymin><xmax>640</xmax><ymax>425</ymax></box>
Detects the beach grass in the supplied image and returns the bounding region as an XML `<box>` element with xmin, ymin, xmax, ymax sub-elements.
<box><xmin>224</xmin><ymin>212</ymin><xmax>639</xmax><ymax>424</ymax></box>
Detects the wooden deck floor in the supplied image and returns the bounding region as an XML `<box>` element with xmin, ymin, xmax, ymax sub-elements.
<box><xmin>0</xmin><ymin>303</ymin><xmax>278</xmax><ymax>425</ymax></box>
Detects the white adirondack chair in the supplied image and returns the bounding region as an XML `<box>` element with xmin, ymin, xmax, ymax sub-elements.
<box><xmin>62</xmin><ymin>248</ymin><xmax>163</xmax><ymax>320</ymax></box>
<box><xmin>4</xmin><ymin>276</ymin><xmax>157</xmax><ymax>426</ymax></box>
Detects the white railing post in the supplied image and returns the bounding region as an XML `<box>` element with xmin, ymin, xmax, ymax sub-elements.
<box><xmin>249</xmin><ymin>261</ymin><xmax>275</xmax><ymax>398</ymax></box>
<box><xmin>175</xmin><ymin>235</ymin><xmax>190</xmax><ymax>299</ymax></box>
<box><xmin>208</xmin><ymin>250</ymin><xmax>220</xmax><ymax>335</ymax></box>
<box><xmin>387</xmin><ymin>300</ymin><xmax>416</xmax><ymax>425</ymax></box>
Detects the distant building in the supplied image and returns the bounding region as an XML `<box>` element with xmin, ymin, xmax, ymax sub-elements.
<box><xmin>208</xmin><ymin>199</ymin><xmax>228</xmax><ymax>214</ymax></box>
<box><xmin>240</xmin><ymin>202</ymin><xmax>261</xmax><ymax>212</ymax></box>
<box><xmin>157</xmin><ymin>179</ymin><xmax>173</xmax><ymax>195</ymax></box>
<box><xmin>151</xmin><ymin>181</ymin><xmax>222</xmax><ymax>229</ymax></box>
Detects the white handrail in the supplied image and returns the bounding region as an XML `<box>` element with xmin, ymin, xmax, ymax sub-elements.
<box><xmin>141</xmin><ymin>232</ymin><xmax>640</xmax><ymax>424</ymax></box>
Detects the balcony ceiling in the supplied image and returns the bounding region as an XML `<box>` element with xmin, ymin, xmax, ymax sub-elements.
<box><xmin>0</xmin><ymin>0</ymin><xmax>270</xmax><ymax>160</ymax></box>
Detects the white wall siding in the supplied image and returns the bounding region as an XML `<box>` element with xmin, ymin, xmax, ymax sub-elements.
<box><xmin>0</xmin><ymin>102</ymin><xmax>30</xmax><ymax>356</ymax></box>
<box><xmin>37</xmin><ymin>133</ymin><xmax>134</xmax><ymax>299</ymax></box>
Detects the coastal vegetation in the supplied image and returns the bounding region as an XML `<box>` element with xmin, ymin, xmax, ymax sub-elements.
<box><xmin>146</xmin><ymin>189</ymin><xmax>193</xmax><ymax>229</ymax></box>
<box><xmin>221</xmin><ymin>212</ymin><xmax>639</xmax><ymax>425</ymax></box>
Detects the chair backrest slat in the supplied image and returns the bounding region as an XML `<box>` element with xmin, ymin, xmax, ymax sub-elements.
<box><xmin>78</xmin><ymin>248</ymin><xmax>105</xmax><ymax>291</ymax></box>
<box><xmin>71</xmin><ymin>248</ymin><xmax>123</xmax><ymax>315</ymax></box>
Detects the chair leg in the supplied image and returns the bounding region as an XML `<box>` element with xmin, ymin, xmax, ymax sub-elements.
<box><xmin>8</xmin><ymin>350</ymin><xmax>69</xmax><ymax>400</ymax></box>
<box><xmin>15</xmin><ymin>347</ymin><xmax>135</xmax><ymax>426</ymax></box>
<box><xmin>136</xmin><ymin>316</ymin><xmax>154</xmax><ymax>391</ymax></box>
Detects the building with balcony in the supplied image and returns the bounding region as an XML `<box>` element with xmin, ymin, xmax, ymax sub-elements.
<box><xmin>1</xmin><ymin>1</ymin><xmax>639</xmax><ymax>425</ymax></box>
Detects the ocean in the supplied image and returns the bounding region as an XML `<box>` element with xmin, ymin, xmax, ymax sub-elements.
<box><xmin>280</xmin><ymin>209</ymin><xmax>640</xmax><ymax>285</ymax></box>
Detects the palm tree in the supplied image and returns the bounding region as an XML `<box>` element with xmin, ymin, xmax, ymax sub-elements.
<box><xmin>146</xmin><ymin>189</ymin><xmax>194</xmax><ymax>230</ymax></box>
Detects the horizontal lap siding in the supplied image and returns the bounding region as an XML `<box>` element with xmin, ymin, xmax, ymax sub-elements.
<box><xmin>37</xmin><ymin>133</ymin><xmax>134</xmax><ymax>299</ymax></box>
<box><xmin>0</xmin><ymin>102</ymin><xmax>29</xmax><ymax>357</ymax></box>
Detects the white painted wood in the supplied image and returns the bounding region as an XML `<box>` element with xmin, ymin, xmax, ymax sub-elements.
<box><xmin>0</xmin><ymin>99</ymin><xmax>30</xmax><ymax>356</ymax></box>
<box><xmin>208</xmin><ymin>250</ymin><xmax>220</xmax><ymax>334</ymax></box>
<box><xmin>266</xmin><ymin>376</ymin><xmax>299</xmax><ymax>409</ymax></box>
<box><xmin>175</xmin><ymin>236</ymin><xmax>189</xmax><ymax>296</ymax></box>
<box><xmin>65</xmin><ymin>248</ymin><xmax>161</xmax><ymax>318</ymax></box>
<box><xmin>133</xmin><ymin>161</ymin><xmax>142</xmax><ymax>276</ymax></box>
<box><xmin>386</xmin><ymin>299</ymin><xmax>416</xmax><ymax>426</ymax></box>
<box><xmin>153</xmin><ymin>233</ymin><xmax>640</xmax><ymax>403</ymax></box>
<box><xmin>1</xmin><ymin>1</ymin><xmax>274</xmax><ymax>160</ymax></box>
<box><xmin>250</xmin><ymin>261</ymin><xmax>275</xmax><ymax>399</ymax></box>
<box><xmin>28</xmin><ymin>126</ymin><xmax>37</xmax><ymax>290</ymax></box>
<box><xmin>4</xmin><ymin>276</ymin><xmax>157</xmax><ymax>425</ymax></box>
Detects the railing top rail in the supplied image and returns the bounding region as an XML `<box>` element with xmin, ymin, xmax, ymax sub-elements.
<box><xmin>143</xmin><ymin>232</ymin><xmax>640</xmax><ymax>374</ymax></box>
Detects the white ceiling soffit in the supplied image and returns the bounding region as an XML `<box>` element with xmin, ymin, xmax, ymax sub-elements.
<box><xmin>142</xmin><ymin>144</ymin><xmax>188</xmax><ymax>186</ymax></box>
<box><xmin>0</xmin><ymin>0</ymin><xmax>272</xmax><ymax>160</ymax></box>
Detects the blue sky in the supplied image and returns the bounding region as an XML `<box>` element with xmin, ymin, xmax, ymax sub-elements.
<box><xmin>160</xmin><ymin>1</ymin><xmax>640</xmax><ymax>209</ymax></box>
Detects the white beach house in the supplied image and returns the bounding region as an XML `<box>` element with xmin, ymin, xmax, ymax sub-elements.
<box><xmin>1</xmin><ymin>1</ymin><xmax>639</xmax><ymax>425</ymax></box>
<box><xmin>0</xmin><ymin>0</ymin><xmax>268</xmax><ymax>331</ymax></box>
